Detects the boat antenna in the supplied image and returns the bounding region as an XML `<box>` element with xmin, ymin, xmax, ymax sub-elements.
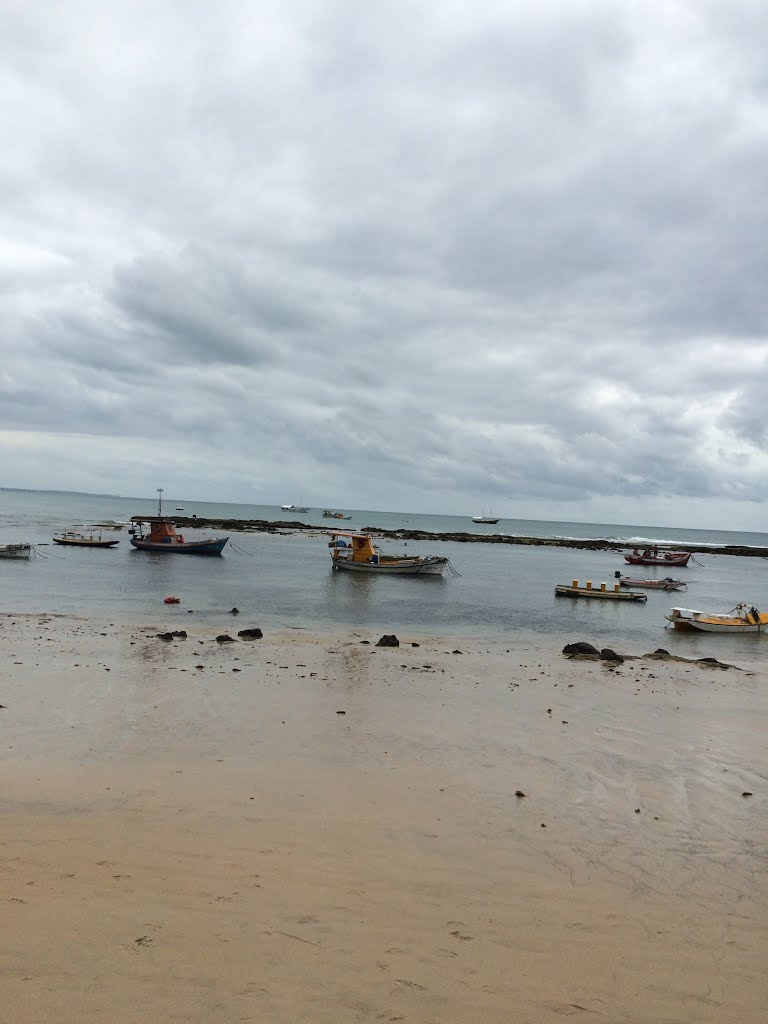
<box><xmin>157</xmin><ymin>487</ymin><xmax>163</xmax><ymax>517</ymax></box>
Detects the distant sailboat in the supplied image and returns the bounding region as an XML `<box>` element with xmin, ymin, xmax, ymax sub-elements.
<box><xmin>472</xmin><ymin>508</ymin><xmax>500</xmax><ymax>524</ymax></box>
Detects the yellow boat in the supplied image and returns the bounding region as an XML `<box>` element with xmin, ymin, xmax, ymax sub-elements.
<box><xmin>666</xmin><ymin>604</ymin><xmax>768</xmax><ymax>633</ymax></box>
<box><xmin>329</xmin><ymin>531</ymin><xmax>449</xmax><ymax>576</ymax></box>
<box><xmin>53</xmin><ymin>529</ymin><xmax>119</xmax><ymax>548</ymax></box>
<box><xmin>555</xmin><ymin>579</ymin><xmax>647</xmax><ymax>602</ymax></box>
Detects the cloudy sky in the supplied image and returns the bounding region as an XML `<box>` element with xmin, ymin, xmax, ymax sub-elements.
<box><xmin>1</xmin><ymin>1</ymin><xmax>767</xmax><ymax>528</ymax></box>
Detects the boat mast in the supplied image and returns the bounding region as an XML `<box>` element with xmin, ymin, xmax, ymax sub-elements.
<box><xmin>157</xmin><ymin>488</ymin><xmax>163</xmax><ymax>517</ymax></box>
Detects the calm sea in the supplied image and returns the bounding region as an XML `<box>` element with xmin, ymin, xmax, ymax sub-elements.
<box><xmin>2</xmin><ymin>489</ymin><xmax>768</xmax><ymax>664</ymax></box>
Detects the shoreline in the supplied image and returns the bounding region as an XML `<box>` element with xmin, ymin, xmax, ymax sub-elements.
<box><xmin>158</xmin><ymin>516</ymin><xmax>768</xmax><ymax>557</ymax></box>
<box><xmin>3</xmin><ymin>614</ymin><xmax>767</xmax><ymax>1021</ymax></box>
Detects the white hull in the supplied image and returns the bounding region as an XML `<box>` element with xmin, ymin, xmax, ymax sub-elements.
<box><xmin>0</xmin><ymin>543</ymin><xmax>32</xmax><ymax>559</ymax></box>
<box><xmin>666</xmin><ymin>606</ymin><xmax>768</xmax><ymax>633</ymax></box>
<box><xmin>333</xmin><ymin>557</ymin><xmax>447</xmax><ymax>576</ymax></box>
<box><xmin>666</xmin><ymin>616</ymin><xmax>764</xmax><ymax>633</ymax></box>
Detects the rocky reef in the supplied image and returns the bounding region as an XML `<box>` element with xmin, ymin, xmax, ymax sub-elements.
<box><xmin>166</xmin><ymin>516</ymin><xmax>768</xmax><ymax>557</ymax></box>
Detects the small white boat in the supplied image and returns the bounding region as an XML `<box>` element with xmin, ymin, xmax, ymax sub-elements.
<box><xmin>329</xmin><ymin>532</ymin><xmax>449</xmax><ymax>575</ymax></box>
<box><xmin>0</xmin><ymin>543</ymin><xmax>32</xmax><ymax>559</ymax></box>
<box><xmin>175</xmin><ymin>506</ymin><xmax>184</xmax><ymax>511</ymax></box>
<box><xmin>666</xmin><ymin>604</ymin><xmax>768</xmax><ymax>633</ymax></box>
<box><xmin>282</xmin><ymin>504</ymin><xmax>309</xmax><ymax>513</ymax></box>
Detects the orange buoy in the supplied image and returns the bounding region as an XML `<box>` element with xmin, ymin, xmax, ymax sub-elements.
<box><xmin>164</xmin><ymin>596</ymin><xmax>181</xmax><ymax>604</ymax></box>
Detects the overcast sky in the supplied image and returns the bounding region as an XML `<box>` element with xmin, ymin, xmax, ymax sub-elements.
<box><xmin>1</xmin><ymin>1</ymin><xmax>767</xmax><ymax>528</ymax></box>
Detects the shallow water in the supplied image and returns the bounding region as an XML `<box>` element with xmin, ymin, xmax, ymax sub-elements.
<box><xmin>2</xmin><ymin>488</ymin><xmax>768</xmax><ymax>664</ymax></box>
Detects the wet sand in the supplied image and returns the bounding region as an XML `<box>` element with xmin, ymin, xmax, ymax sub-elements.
<box><xmin>2</xmin><ymin>613</ymin><xmax>767</xmax><ymax>1023</ymax></box>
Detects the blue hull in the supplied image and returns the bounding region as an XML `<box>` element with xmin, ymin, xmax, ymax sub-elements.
<box><xmin>130</xmin><ymin>537</ymin><xmax>228</xmax><ymax>555</ymax></box>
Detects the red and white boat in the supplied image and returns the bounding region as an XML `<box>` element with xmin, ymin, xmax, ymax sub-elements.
<box><xmin>624</xmin><ymin>548</ymin><xmax>691</xmax><ymax>567</ymax></box>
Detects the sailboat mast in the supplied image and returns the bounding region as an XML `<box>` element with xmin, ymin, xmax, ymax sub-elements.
<box><xmin>157</xmin><ymin>488</ymin><xmax>163</xmax><ymax>517</ymax></box>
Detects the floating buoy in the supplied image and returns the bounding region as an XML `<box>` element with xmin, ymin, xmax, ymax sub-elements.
<box><xmin>164</xmin><ymin>596</ymin><xmax>181</xmax><ymax>604</ymax></box>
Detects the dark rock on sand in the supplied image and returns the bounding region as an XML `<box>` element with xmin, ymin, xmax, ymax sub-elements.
<box><xmin>562</xmin><ymin>641</ymin><xmax>600</xmax><ymax>656</ymax></box>
<box><xmin>216</xmin><ymin>634</ymin><xmax>236</xmax><ymax>643</ymax></box>
<box><xmin>699</xmin><ymin>657</ymin><xmax>738</xmax><ymax>670</ymax></box>
<box><xmin>156</xmin><ymin>632</ymin><xmax>175</xmax><ymax>641</ymax></box>
<box><xmin>600</xmin><ymin>648</ymin><xmax>624</xmax><ymax>663</ymax></box>
<box><xmin>237</xmin><ymin>628</ymin><xmax>263</xmax><ymax>640</ymax></box>
<box><xmin>376</xmin><ymin>634</ymin><xmax>400</xmax><ymax>647</ymax></box>
<box><xmin>230</xmin><ymin>607</ymin><xmax>240</xmax><ymax>615</ymax></box>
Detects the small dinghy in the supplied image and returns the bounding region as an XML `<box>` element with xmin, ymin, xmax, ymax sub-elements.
<box><xmin>615</xmin><ymin>573</ymin><xmax>686</xmax><ymax>591</ymax></box>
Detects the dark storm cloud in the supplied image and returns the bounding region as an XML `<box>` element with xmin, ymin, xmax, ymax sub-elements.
<box><xmin>1</xmin><ymin>0</ymin><xmax>767</xmax><ymax>525</ymax></box>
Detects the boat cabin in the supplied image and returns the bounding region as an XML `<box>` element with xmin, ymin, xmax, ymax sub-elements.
<box><xmin>329</xmin><ymin>532</ymin><xmax>379</xmax><ymax>564</ymax></box>
<box><xmin>130</xmin><ymin>516</ymin><xmax>187</xmax><ymax>545</ymax></box>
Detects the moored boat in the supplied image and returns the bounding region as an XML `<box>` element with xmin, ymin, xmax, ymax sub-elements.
<box><xmin>472</xmin><ymin>509</ymin><xmax>499</xmax><ymax>524</ymax></box>
<box><xmin>129</xmin><ymin>489</ymin><xmax>228</xmax><ymax>554</ymax></box>
<box><xmin>555</xmin><ymin>579</ymin><xmax>647</xmax><ymax>602</ymax></box>
<box><xmin>625</xmin><ymin>547</ymin><xmax>691</xmax><ymax>567</ymax></box>
<box><xmin>616</xmin><ymin>574</ymin><xmax>686</xmax><ymax>591</ymax></box>
<box><xmin>0</xmin><ymin>543</ymin><xmax>32</xmax><ymax>559</ymax></box>
<box><xmin>130</xmin><ymin>517</ymin><xmax>228</xmax><ymax>554</ymax></box>
<box><xmin>282</xmin><ymin>503</ymin><xmax>309</xmax><ymax>513</ymax></box>
<box><xmin>322</xmin><ymin>510</ymin><xmax>351</xmax><ymax>519</ymax></box>
<box><xmin>329</xmin><ymin>531</ymin><xmax>449</xmax><ymax>575</ymax></box>
<box><xmin>665</xmin><ymin>604</ymin><xmax>768</xmax><ymax>633</ymax></box>
<box><xmin>53</xmin><ymin>528</ymin><xmax>120</xmax><ymax>548</ymax></box>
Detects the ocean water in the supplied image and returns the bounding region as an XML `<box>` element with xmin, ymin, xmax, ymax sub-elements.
<box><xmin>2</xmin><ymin>488</ymin><xmax>768</xmax><ymax>664</ymax></box>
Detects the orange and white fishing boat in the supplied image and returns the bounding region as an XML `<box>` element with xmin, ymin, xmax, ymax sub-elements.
<box><xmin>665</xmin><ymin>604</ymin><xmax>768</xmax><ymax>633</ymax></box>
<box><xmin>329</xmin><ymin>531</ymin><xmax>450</xmax><ymax>575</ymax></box>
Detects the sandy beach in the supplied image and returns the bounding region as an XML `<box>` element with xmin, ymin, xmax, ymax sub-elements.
<box><xmin>2</xmin><ymin>612</ymin><xmax>766</xmax><ymax>1023</ymax></box>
